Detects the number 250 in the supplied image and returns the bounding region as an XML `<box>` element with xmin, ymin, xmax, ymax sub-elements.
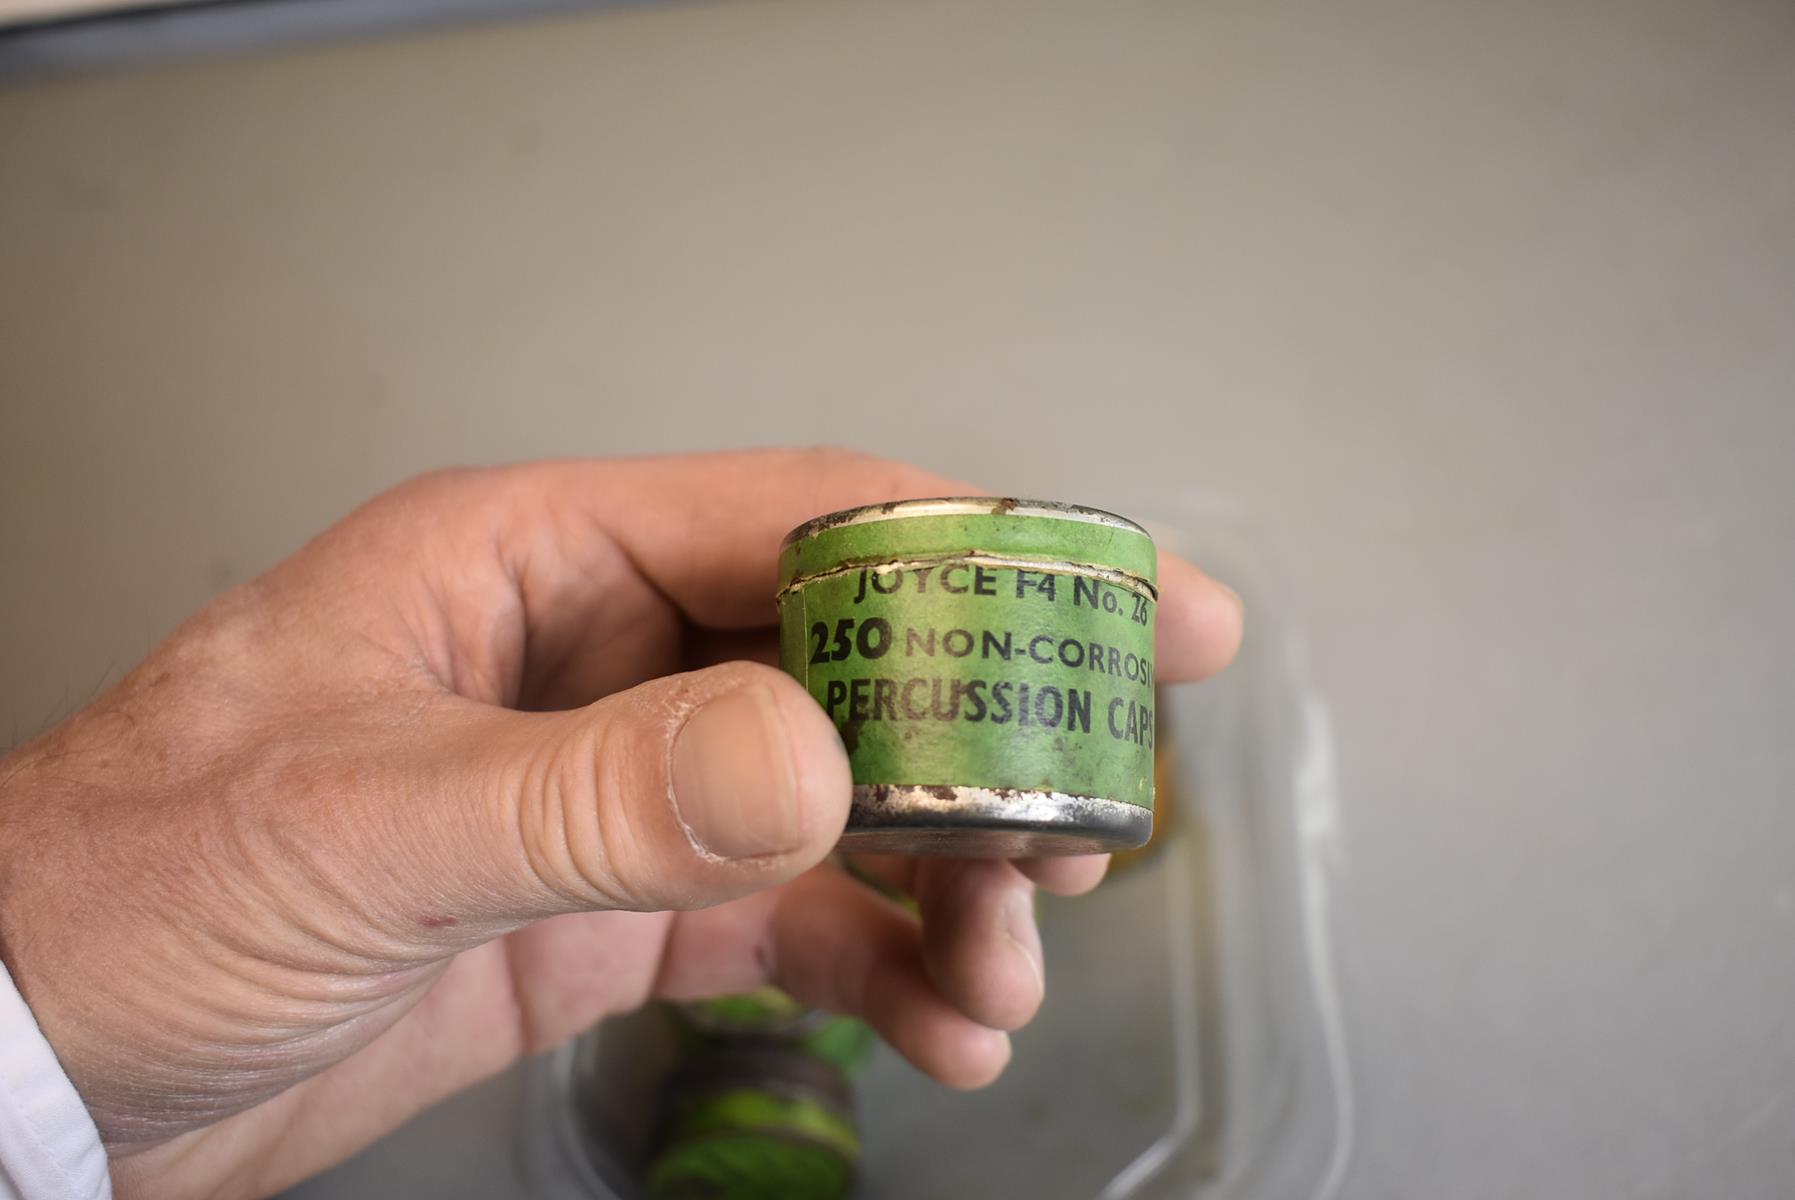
<box><xmin>808</xmin><ymin>617</ymin><xmax>892</xmax><ymax>664</ymax></box>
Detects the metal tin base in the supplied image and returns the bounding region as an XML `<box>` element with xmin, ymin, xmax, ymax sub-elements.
<box><xmin>839</xmin><ymin>785</ymin><xmax>1153</xmax><ymax>857</ymax></box>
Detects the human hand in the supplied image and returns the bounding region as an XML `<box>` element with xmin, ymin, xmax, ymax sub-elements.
<box><xmin>0</xmin><ymin>450</ymin><xmax>1243</xmax><ymax>1199</ymax></box>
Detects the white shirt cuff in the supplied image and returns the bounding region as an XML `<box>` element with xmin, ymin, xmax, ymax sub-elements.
<box><xmin>0</xmin><ymin>959</ymin><xmax>109</xmax><ymax>1199</ymax></box>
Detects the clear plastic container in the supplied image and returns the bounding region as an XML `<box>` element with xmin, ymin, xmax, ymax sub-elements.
<box><xmin>516</xmin><ymin>500</ymin><xmax>1353</xmax><ymax>1200</ymax></box>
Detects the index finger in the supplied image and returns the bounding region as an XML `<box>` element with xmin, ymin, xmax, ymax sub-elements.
<box><xmin>500</xmin><ymin>448</ymin><xmax>1243</xmax><ymax>681</ymax></box>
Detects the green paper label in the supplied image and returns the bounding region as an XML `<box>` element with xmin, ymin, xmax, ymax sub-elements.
<box><xmin>780</xmin><ymin>558</ymin><xmax>1156</xmax><ymax>807</ymax></box>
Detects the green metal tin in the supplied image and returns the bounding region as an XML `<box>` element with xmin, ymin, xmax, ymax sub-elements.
<box><xmin>648</xmin><ymin>1044</ymin><xmax>859</xmax><ymax>1200</ymax></box>
<box><xmin>778</xmin><ymin>498</ymin><xmax>1158</xmax><ymax>856</ymax></box>
<box><xmin>674</xmin><ymin>989</ymin><xmax>877</xmax><ymax>1080</ymax></box>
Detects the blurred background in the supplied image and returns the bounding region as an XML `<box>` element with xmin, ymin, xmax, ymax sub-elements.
<box><xmin>2</xmin><ymin>0</ymin><xmax>1792</xmax><ymax>1196</ymax></box>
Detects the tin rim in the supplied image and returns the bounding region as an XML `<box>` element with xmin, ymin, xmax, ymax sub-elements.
<box><xmin>776</xmin><ymin>551</ymin><xmax>1157</xmax><ymax>602</ymax></box>
<box><xmin>780</xmin><ymin>497</ymin><xmax>1150</xmax><ymax>548</ymax></box>
<box><xmin>840</xmin><ymin>785</ymin><xmax>1153</xmax><ymax>856</ymax></box>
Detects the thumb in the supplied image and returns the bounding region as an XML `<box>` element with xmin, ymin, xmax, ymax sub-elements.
<box><xmin>416</xmin><ymin>662</ymin><xmax>851</xmax><ymax>926</ymax></box>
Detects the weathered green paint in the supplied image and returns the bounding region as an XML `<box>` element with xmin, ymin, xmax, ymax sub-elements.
<box><xmin>676</xmin><ymin>990</ymin><xmax>876</xmax><ymax>1079</ymax></box>
<box><xmin>648</xmin><ymin>1089</ymin><xmax>857</xmax><ymax>1200</ymax></box>
<box><xmin>778</xmin><ymin>500</ymin><xmax>1158</xmax><ymax>810</ymax></box>
<box><xmin>679</xmin><ymin>988</ymin><xmax>811</xmax><ymax>1034</ymax></box>
<box><xmin>796</xmin><ymin>1014</ymin><xmax>876</xmax><ymax>1080</ymax></box>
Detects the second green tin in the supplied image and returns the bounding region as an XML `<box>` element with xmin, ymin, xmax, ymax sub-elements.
<box><xmin>777</xmin><ymin>498</ymin><xmax>1158</xmax><ymax>856</ymax></box>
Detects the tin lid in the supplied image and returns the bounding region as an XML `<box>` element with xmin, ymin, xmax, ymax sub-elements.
<box><xmin>778</xmin><ymin>497</ymin><xmax>1157</xmax><ymax>594</ymax></box>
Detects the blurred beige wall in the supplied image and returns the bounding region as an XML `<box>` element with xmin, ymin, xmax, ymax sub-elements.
<box><xmin>3</xmin><ymin>2</ymin><xmax>1794</xmax><ymax>1195</ymax></box>
<box><xmin>4</xmin><ymin>0</ymin><xmax>1785</xmax><ymax>736</ymax></box>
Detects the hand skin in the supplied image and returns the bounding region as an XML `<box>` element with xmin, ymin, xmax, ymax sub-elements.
<box><xmin>0</xmin><ymin>450</ymin><xmax>1243</xmax><ymax>1200</ymax></box>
